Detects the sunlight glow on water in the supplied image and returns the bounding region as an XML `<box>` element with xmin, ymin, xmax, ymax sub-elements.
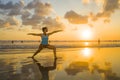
<box><xmin>84</xmin><ymin>42</ymin><xmax>89</xmax><ymax>46</ymax></box>
<box><xmin>81</xmin><ymin>48</ymin><xmax>92</xmax><ymax>57</ymax></box>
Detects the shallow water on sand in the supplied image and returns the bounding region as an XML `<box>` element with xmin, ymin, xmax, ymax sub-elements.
<box><xmin>0</xmin><ymin>48</ymin><xmax>120</xmax><ymax>80</ymax></box>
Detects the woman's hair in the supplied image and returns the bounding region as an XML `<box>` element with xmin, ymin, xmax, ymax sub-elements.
<box><xmin>42</xmin><ymin>27</ymin><xmax>47</xmax><ymax>31</ymax></box>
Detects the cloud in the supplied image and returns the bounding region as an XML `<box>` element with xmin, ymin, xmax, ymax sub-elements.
<box><xmin>0</xmin><ymin>0</ymin><xmax>24</xmax><ymax>16</ymax></box>
<box><xmin>21</xmin><ymin>0</ymin><xmax>54</xmax><ymax>28</ymax></box>
<box><xmin>64</xmin><ymin>0</ymin><xmax>119</xmax><ymax>25</ymax></box>
<box><xmin>0</xmin><ymin>16</ymin><xmax>20</xmax><ymax>28</ymax></box>
<box><xmin>8</xmin><ymin>0</ymin><xmax>24</xmax><ymax>16</ymax></box>
<box><xmin>22</xmin><ymin>15</ymin><xmax>65</xmax><ymax>30</ymax></box>
<box><xmin>0</xmin><ymin>19</ymin><xmax>6</xmax><ymax>28</ymax></box>
<box><xmin>21</xmin><ymin>9</ymin><xmax>42</xmax><ymax>26</ymax></box>
<box><xmin>91</xmin><ymin>0</ymin><xmax>119</xmax><ymax>22</ymax></box>
<box><xmin>42</xmin><ymin>17</ymin><xmax>65</xmax><ymax>30</ymax></box>
<box><xmin>22</xmin><ymin>14</ymin><xmax>43</xmax><ymax>27</ymax></box>
<box><xmin>0</xmin><ymin>0</ymin><xmax>63</xmax><ymax>31</ymax></box>
<box><xmin>0</xmin><ymin>0</ymin><xmax>23</xmax><ymax>29</ymax></box>
<box><xmin>104</xmin><ymin>0</ymin><xmax>119</xmax><ymax>12</ymax></box>
<box><xmin>25</xmin><ymin>0</ymin><xmax>53</xmax><ymax>17</ymax></box>
<box><xmin>0</xmin><ymin>0</ymin><xmax>119</xmax><ymax>31</ymax></box>
<box><xmin>6</xmin><ymin>16</ymin><xmax>20</xmax><ymax>25</ymax></box>
<box><xmin>64</xmin><ymin>10</ymin><xmax>88</xmax><ymax>24</ymax></box>
<box><xmin>0</xmin><ymin>1</ymin><xmax>14</xmax><ymax>10</ymax></box>
<box><xmin>21</xmin><ymin>10</ymin><xmax>31</xmax><ymax>20</ymax></box>
<box><xmin>21</xmin><ymin>0</ymin><xmax>64</xmax><ymax>30</ymax></box>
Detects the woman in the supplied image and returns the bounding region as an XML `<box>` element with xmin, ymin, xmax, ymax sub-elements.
<box><xmin>27</xmin><ymin>27</ymin><xmax>62</xmax><ymax>58</ymax></box>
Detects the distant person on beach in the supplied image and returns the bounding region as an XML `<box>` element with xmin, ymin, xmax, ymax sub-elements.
<box><xmin>11</xmin><ymin>40</ymin><xmax>14</xmax><ymax>44</ymax></box>
<box><xmin>27</xmin><ymin>27</ymin><xmax>62</xmax><ymax>58</ymax></box>
<box><xmin>98</xmin><ymin>38</ymin><xmax>100</xmax><ymax>45</ymax></box>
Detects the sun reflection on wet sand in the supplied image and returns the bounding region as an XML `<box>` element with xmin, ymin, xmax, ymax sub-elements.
<box><xmin>0</xmin><ymin>48</ymin><xmax>120</xmax><ymax>80</ymax></box>
<box><xmin>81</xmin><ymin>48</ymin><xmax>93</xmax><ymax>57</ymax></box>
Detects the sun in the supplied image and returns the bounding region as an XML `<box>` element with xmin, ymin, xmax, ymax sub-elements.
<box><xmin>81</xmin><ymin>29</ymin><xmax>92</xmax><ymax>39</ymax></box>
<box><xmin>76</xmin><ymin>25</ymin><xmax>93</xmax><ymax>40</ymax></box>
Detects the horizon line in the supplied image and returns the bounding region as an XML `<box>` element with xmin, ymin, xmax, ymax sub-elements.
<box><xmin>0</xmin><ymin>40</ymin><xmax>120</xmax><ymax>42</ymax></box>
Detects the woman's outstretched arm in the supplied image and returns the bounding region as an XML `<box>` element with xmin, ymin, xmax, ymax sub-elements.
<box><xmin>27</xmin><ymin>33</ymin><xmax>42</xmax><ymax>36</ymax></box>
<box><xmin>48</xmin><ymin>30</ymin><xmax>63</xmax><ymax>35</ymax></box>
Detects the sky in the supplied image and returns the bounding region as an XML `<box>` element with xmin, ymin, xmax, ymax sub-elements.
<box><xmin>0</xmin><ymin>0</ymin><xmax>120</xmax><ymax>40</ymax></box>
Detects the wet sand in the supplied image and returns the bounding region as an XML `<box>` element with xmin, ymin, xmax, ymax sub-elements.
<box><xmin>0</xmin><ymin>48</ymin><xmax>120</xmax><ymax>80</ymax></box>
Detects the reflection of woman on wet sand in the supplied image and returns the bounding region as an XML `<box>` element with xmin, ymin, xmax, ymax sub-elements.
<box><xmin>27</xmin><ymin>27</ymin><xmax>62</xmax><ymax>58</ymax></box>
<box><xmin>32</xmin><ymin>57</ymin><xmax>57</xmax><ymax>80</ymax></box>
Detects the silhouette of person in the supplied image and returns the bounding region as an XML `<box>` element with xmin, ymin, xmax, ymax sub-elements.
<box><xmin>32</xmin><ymin>57</ymin><xmax>57</xmax><ymax>80</ymax></box>
<box><xmin>21</xmin><ymin>41</ymin><xmax>23</xmax><ymax>43</ymax></box>
<box><xmin>27</xmin><ymin>27</ymin><xmax>62</xmax><ymax>58</ymax></box>
<box><xmin>12</xmin><ymin>40</ymin><xmax>14</xmax><ymax>44</ymax></box>
<box><xmin>98</xmin><ymin>38</ymin><xmax>100</xmax><ymax>45</ymax></box>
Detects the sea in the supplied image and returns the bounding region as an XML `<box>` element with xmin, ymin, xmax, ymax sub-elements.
<box><xmin>0</xmin><ymin>40</ymin><xmax>120</xmax><ymax>80</ymax></box>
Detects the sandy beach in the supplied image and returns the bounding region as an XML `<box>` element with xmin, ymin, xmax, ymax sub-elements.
<box><xmin>0</xmin><ymin>48</ymin><xmax>120</xmax><ymax>80</ymax></box>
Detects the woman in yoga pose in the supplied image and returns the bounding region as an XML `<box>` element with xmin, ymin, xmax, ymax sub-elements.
<box><xmin>27</xmin><ymin>27</ymin><xmax>62</xmax><ymax>58</ymax></box>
